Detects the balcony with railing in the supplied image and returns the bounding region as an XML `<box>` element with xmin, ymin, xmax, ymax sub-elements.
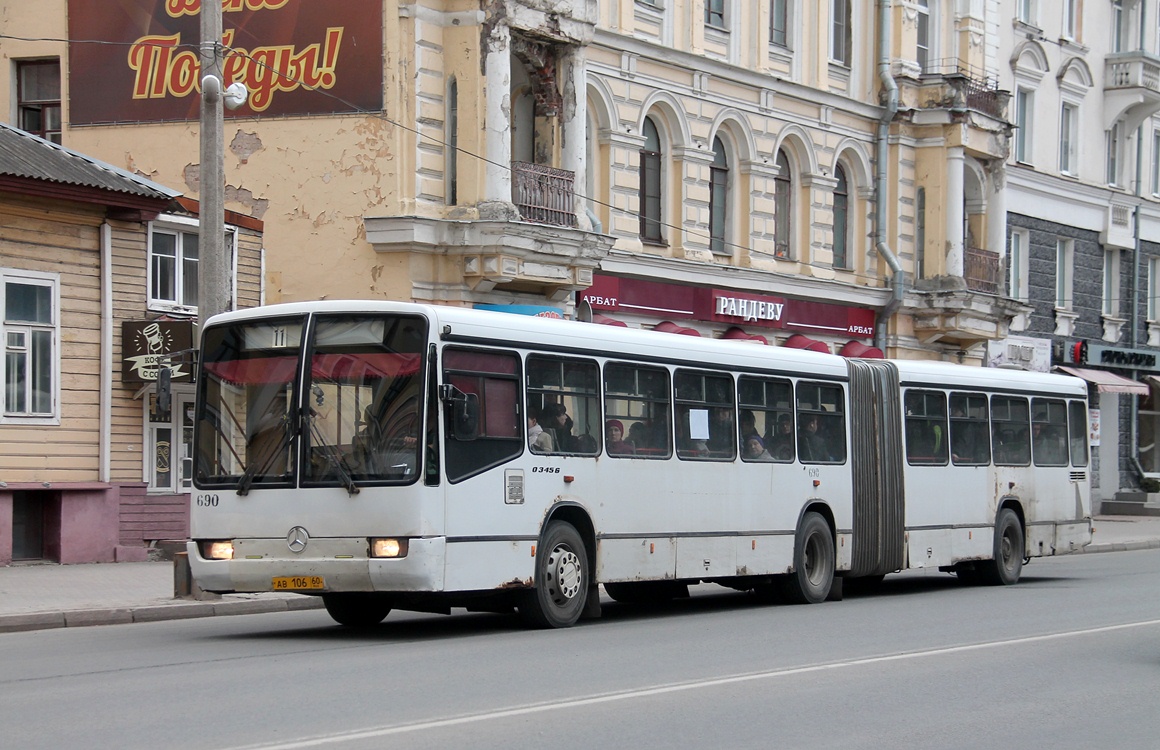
<box><xmin>1104</xmin><ymin>51</ymin><xmax>1160</xmax><ymax>131</ymax></box>
<box><xmin>964</xmin><ymin>246</ymin><xmax>1000</xmax><ymax>295</ymax></box>
<box><xmin>512</xmin><ymin>161</ymin><xmax>576</xmax><ymax>228</ymax></box>
<box><xmin>916</xmin><ymin>59</ymin><xmax>1008</xmax><ymax>120</ymax></box>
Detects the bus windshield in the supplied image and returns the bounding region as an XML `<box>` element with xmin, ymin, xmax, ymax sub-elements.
<box><xmin>194</xmin><ymin>313</ymin><xmax>428</xmax><ymax>491</ymax></box>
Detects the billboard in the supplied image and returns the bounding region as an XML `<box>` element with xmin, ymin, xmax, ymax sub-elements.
<box><xmin>68</xmin><ymin>0</ymin><xmax>384</xmax><ymax>124</ymax></box>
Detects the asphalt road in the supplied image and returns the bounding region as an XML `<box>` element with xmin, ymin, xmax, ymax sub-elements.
<box><xmin>2</xmin><ymin>550</ymin><xmax>1158</xmax><ymax>750</ymax></box>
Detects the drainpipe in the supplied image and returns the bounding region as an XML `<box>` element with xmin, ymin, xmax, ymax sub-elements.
<box><xmin>1130</xmin><ymin>122</ymin><xmax>1146</xmax><ymax>481</ymax></box>
<box><xmin>874</xmin><ymin>0</ymin><xmax>905</xmax><ymax>352</ymax></box>
<box><xmin>100</xmin><ymin>222</ymin><xmax>112</xmax><ymax>484</ymax></box>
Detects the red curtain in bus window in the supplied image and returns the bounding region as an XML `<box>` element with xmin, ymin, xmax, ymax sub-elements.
<box><xmin>655</xmin><ymin>321</ymin><xmax>701</xmax><ymax>336</ymax></box>
<box><xmin>838</xmin><ymin>341</ymin><xmax>884</xmax><ymax>358</ymax></box>
<box><xmin>722</xmin><ymin>327</ymin><xmax>769</xmax><ymax>345</ymax></box>
<box><xmin>204</xmin><ymin>356</ymin><xmax>298</xmax><ymax>385</ymax></box>
<box><xmin>310</xmin><ymin>352</ymin><xmax>421</xmax><ymax>381</ymax></box>
<box><xmin>782</xmin><ymin>334</ymin><xmax>830</xmax><ymax>353</ymax></box>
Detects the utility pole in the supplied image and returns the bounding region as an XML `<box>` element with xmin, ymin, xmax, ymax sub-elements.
<box><xmin>198</xmin><ymin>0</ymin><xmax>228</xmax><ymax>334</ymax></box>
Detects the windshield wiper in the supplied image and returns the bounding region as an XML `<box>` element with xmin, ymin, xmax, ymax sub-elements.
<box><xmin>307</xmin><ymin>415</ymin><xmax>360</xmax><ymax>496</ymax></box>
<box><xmin>237</xmin><ymin>413</ymin><xmax>298</xmax><ymax>496</ymax></box>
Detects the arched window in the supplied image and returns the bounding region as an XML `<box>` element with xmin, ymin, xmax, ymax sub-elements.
<box><xmin>774</xmin><ymin>150</ymin><xmax>791</xmax><ymax>259</ymax></box>
<box><xmin>709</xmin><ymin>136</ymin><xmax>729</xmax><ymax>255</ymax></box>
<box><xmin>640</xmin><ymin>117</ymin><xmax>664</xmax><ymax>243</ymax></box>
<box><xmin>832</xmin><ymin>164</ymin><xmax>849</xmax><ymax>268</ymax></box>
<box><xmin>446</xmin><ymin>78</ymin><xmax>458</xmax><ymax>205</ymax></box>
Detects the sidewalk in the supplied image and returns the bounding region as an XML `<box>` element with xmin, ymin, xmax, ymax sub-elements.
<box><xmin>1</xmin><ymin>515</ymin><xmax>1158</xmax><ymax>634</ymax></box>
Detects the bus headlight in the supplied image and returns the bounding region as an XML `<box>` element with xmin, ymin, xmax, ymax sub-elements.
<box><xmin>199</xmin><ymin>540</ymin><xmax>234</xmax><ymax>560</ymax></box>
<box><xmin>369</xmin><ymin>538</ymin><xmax>408</xmax><ymax>558</ymax></box>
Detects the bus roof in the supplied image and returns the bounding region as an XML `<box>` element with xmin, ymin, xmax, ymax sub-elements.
<box><xmin>205</xmin><ymin>301</ymin><xmax>1086</xmax><ymax>395</ymax></box>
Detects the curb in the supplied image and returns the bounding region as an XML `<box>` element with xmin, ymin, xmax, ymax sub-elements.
<box><xmin>0</xmin><ymin>595</ymin><xmax>324</xmax><ymax>634</ymax></box>
<box><xmin>1083</xmin><ymin>539</ymin><xmax>1160</xmax><ymax>554</ymax></box>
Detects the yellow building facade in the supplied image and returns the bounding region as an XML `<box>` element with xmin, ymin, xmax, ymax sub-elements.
<box><xmin>2</xmin><ymin>0</ymin><xmax>1022</xmax><ymax>360</ymax></box>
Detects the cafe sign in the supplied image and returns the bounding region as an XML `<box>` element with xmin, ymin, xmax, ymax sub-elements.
<box><xmin>122</xmin><ymin>320</ymin><xmax>195</xmax><ymax>383</ymax></box>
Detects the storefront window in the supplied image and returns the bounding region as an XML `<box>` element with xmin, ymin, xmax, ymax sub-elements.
<box><xmin>1139</xmin><ymin>386</ymin><xmax>1160</xmax><ymax>472</ymax></box>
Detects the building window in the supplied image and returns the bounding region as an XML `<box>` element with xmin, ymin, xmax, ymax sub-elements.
<box><xmin>640</xmin><ymin>117</ymin><xmax>664</xmax><ymax>244</ymax></box>
<box><xmin>709</xmin><ymin>136</ymin><xmax>729</xmax><ymax>255</ymax></box>
<box><xmin>1103</xmin><ymin>247</ymin><xmax>1121</xmax><ymax>316</ymax></box>
<box><xmin>1017</xmin><ymin>0</ymin><xmax>1036</xmax><ymax>26</ymax></box>
<box><xmin>447</xmin><ymin>78</ymin><xmax>458</xmax><ymax>206</ymax></box>
<box><xmin>915</xmin><ymin>0</ymin><xmax>930</xmax><ymax>71</ymax></box>
<box><xmin>17</xmin><ymin>60</ymin><xmax>62</xmax><ymax>144</ymax></box>
<box><xmin>1149</xmin><ymin>256</ymin><xmax>1160</xmax><ymax>321</ymax></box>
<box><xmin>148</xmin><ymin>392</ymin><xmax>195</xmax><ymax>493</ymax></box>
<box><xmin>150</xmin><ymin>225</ymin><xmax>200</xmax><ymax>312</ymax></box>
<box><xmin>832</xmin><ymin>164</ymin><xmax>849</xmax><ymax>269</ymax></box>
<box><xmin>1059</xmin><ymin>103</ymin><xmax>1077</xmax><ymax>175</ymax></box>
<box><xmin>1153</xmin><ymin>130</ymin><xmax>1160</xmax><ymax>195</ymax></box>
<box><xmin>2</xmin><ymin>270</ymin><xmax>58</xmax><ymax>419</ymax></box>
<box><xmin>1107</xmin><ymin>121</ymin><xmax>1123</xmax><ymax>187</ymax></box>
<box><xmin>1009</xmin><ymin>229</ymin><xmax>1030</xmax><ymax>301</ymax></box>
<box><xmin>1056</xmin><ymin>239</ymin><xmax>1074</xmax><ymax>310</ymax></box>
<box><xmin>1014</xmin><ymin>88</ymin><xmax>1032</xmax><ymax>163</ymax></box>
<box><xmin>1062</xmin><ymin>0</ymin><xmax>1078</xmax><ymax>39</ymax></box>
<box><xmin>774</xmin><ymin>150</ymin><xmax>792</xmax><ymax>259</ymax></box>
<box><xmin>1113</xmin><ymin>0</ymin><xmax>1126</xmax><ymax>52</ymax></box>
<box><xmin>705</xmin><ymin>0</ymin><xmax>725</xmax><ymax>28</ymax></box>
<box><xmin>916</xmin><ymin>187</ymin><xmax>926</xmax><ymax>279</ymax></box>
<box><xmin>830</xmin><ymin>0</ymin><xmax>851</xmax><ymax>66</ymax></box>
<box><xmin>771</xmin><ymin>0</ymin><xmax>789</xmax><ymax>48</ymax></box>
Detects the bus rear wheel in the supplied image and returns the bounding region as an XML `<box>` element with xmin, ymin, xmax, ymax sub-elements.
<box><xmin>981</xmin><ymin>508</ymin><xmax>1024</xmax><ymax>586</ymax></box>
<box><xmin>782</xmin><ymin>512</ymin><xmax>835</xmax><ymax>604</ymax></box>
<box><xmin>519</xmin><ymin>521</ymin><xmax>589</xmax><ymax>629</ymax></box>
<box><xmin>322</xmin><ymin>593</ymin><xmax>392</xmax><ymax>627</ymax></box>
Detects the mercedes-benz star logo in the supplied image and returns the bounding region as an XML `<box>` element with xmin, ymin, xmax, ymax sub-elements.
<box><xmin>286</xmin><ymin>526</ymin><xmax>310</xmax><ymax>553</ymax></box>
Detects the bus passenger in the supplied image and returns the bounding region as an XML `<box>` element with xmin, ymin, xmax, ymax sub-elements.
<box><xmin>1033</xmin><ymin>422</ymin><xmax>1067</xmax><ymax>464</ymax></box>
<box><xmin>798</xmin><ymin>414</ymin><xmax>828</xmax><ymax>462</ymax></box>
<box><xmin>528</xmin><ymin>411</ymin><xmax>554</xmax><ymax>453</ymax></box>
<box><xmin>707</xmin><ymin>407</ymin><xmax>735</xmax><ymax>453</ymax></box>
<box><xmin>769</xmin><ymin>413</ymin><xmax>794</xmax><ymax>460</ymax></box>
<box><xmin>542</xmin><ymin>403</ymin><xmax>577</xmax><ymax>452</ymax></box>
<box><xmin>606</xmin><ymin>420</ymin><xmax>635</xmax><ymax>455</ymax></box>
<box><xmin>627</xmin><ymin>421</ymin><xmax>648</xmax><ymax>450</ymax></box>
<box><xmin>743</xmin><ymin>434</ymin><xmax>772</xmax><ymax>461</ymax></box>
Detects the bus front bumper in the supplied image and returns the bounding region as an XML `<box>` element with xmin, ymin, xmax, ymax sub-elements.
<box><xmin>187</xmin><ymin>536</ymin><xmax>445</xmax><ymax>594</ymax></box>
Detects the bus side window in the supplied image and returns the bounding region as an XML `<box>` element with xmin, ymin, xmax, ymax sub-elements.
<box><xmin>949</xmin><ymin>392</ymin><xmax>990</xmax><ymax>465</ymax></box>
<box><xmin>442</xmin><ymin>347</ymin><xmax>522</xmax><ymax>483</ymax></box>
<box><xmin>674</xmin><ymin>370</ymin><xmax>735</xmax><ymax>460</ymax></box>
<box><xmin>796</xmin><ymin>382</ymin><xmax>846</xmax><ymax>464</ymax></box>
<box><xmin>992</xmin><ymin>395</ymin><xmax>1030</xmax><ymax>466</ymax></box>
<box><xmin>904</xmin><ymin>389</ymin><xmax>948</xmax><ymax>466</ymax></box>
<box><xmin>738</xmin><ymin>375</ymin><xmax>794</xmax><ymax>462</ymax></box>
<box><xmin>526</xmin><ymin>355</ymin><xmax>601</xmax><ymax>456</ymax></box>
<box><xmin>1031</xmin><ymin>397</ymin><xmax>1069</xmax><ymax>467</ymax></box>
<box><xmin>604</xmin><ymin>362</ymin><xmax>671</xmax><ymax>458</ymax></box>
<box><xmin>1068</xmin><ymin>400</ymin><xmax>1089</xmax><ymax>467</ymax></box>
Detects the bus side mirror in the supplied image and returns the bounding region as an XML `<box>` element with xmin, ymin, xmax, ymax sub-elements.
<box><xmin>156</xmin><ymin>367</ymin><xmax>172</xmax><ymax>422</ymax></box>
<box><xmin>439</xmin><ymin>384</ymin><xmax>479</xmax><ymax>440</ymax></box>
<box><xmin>454</xmin><ymin>393</ymin><xmax>479</xmax><ymax>440</ymax></box>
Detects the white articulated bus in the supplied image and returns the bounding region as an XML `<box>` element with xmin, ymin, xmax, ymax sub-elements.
<box><xmin>188</xmin><ymin>302</ymin><xmax>1092</xmax><ymax>628</ymax></box>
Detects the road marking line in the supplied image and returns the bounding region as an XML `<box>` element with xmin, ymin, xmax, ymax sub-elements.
<box><xmin>232</xmin><ymin>618</ymin><xmax>1160</xmax><ymax>750</ymax></box>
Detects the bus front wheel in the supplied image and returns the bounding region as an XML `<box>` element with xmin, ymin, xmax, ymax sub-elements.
<box><xmin>783</xmin><ymin>512</ymin><xmax>835</xmax><ymax>604</ymax></box>
<box><xmin>519</xmin><ymin>521</ymin><xmax>589</xmax><ymax>629</ymax></box>
<box><xmin>322</xmin><ymin>593</ymin><xmax>392</xmax><ymax>627</ymax></box>
<box><xmin>982</xmin><ymin>508</ymin><xmax>1024</xmax><ymax>586</ymax></box>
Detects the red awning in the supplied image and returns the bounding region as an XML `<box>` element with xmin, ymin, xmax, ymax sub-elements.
<box><xmin>839</xmin><ymin>340</ymin><xmax>884</xmax><ymax>359</ymax></box>
<box><xmin>592</xmin><ymin>314</ymin><xmax>628</xmax><ymax>327</ymax></box>
<box><xmin>722</xmin><ymin>326</ymin><xmax>769</xmax><ymax>345</ymax></box>
<box><xmin>655</xmin><ymin>321</ymin><xmax>701</xmax><ymax>336</ymax></box>
<box><xmin>782</xmin><ymin>333</ymin><xmax>830</xmax><ymax>354</ymax></box>
<box><xmin>1056</xmin><ymin>366</ymin><xmax>1149</xmax><ymax>395</ymax></box>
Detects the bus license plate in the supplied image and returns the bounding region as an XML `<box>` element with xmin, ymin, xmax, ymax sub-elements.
<box><xmin>272</xmin><ymin>576</ymin><xmax>324</xmax><ymax>590</ymax></box>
